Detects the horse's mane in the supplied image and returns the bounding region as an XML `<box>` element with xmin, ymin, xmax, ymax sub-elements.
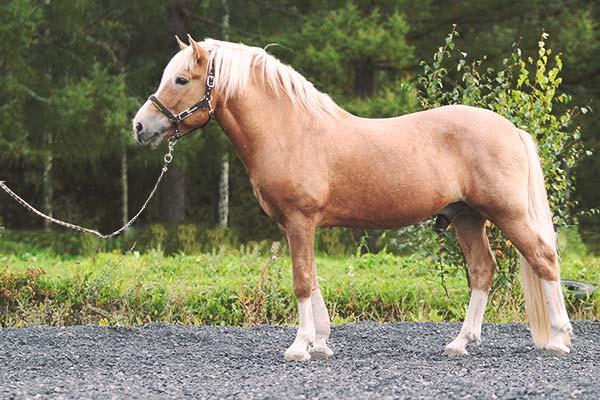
<box><xmin>181</xmin><ymin>39</ymin><xmax>339</xmax><ymax>118</ymax></box>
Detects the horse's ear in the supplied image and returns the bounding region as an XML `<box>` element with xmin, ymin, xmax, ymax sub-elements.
<box><xmin>175</xmin><ymin>35</ymin><xmax>187</xmax><ymax>50</ymax></box>
<box><xmin>187</xmin><ymin>34</ymin><xmax>207</xmax><ymax>61</ymax></box>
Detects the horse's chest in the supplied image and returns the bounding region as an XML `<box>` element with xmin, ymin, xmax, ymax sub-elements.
<box><xmin>251</xmin><ymin>184</ymin><xmax>278</xmax><ymax>220</ymax></box>
<box><xmin>247</xmin><ymin>174</ymin><xmax>288</xmax><ymax>222</ymax></box>
<box><xmin>248</xmin><ymin>172</ymin><xmax>327</xmax><ymax>223</ymax></box>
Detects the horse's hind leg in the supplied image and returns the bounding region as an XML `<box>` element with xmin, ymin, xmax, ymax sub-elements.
<box><xmin>495</xmin><ymin>217</ymin><xmax>572</xmax><ymax>354</ymax></box>
<box><xmin>445</xmin><ymin>211</ymin><xmax>496</xmax><ymax>355</ymax></box>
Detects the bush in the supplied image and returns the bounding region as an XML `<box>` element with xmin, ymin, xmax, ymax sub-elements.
<box><xmin>420</xmin><ymin>28</ymin><xmax>587</xmax><ymax>225</ymax></box>
<box><xmin>385</xmin><ymin>28</ymin><xmax>590</xmax><ymax>286</ymax></box>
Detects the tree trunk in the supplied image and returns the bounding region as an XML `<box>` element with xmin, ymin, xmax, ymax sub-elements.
<box><xmin>353</xmin><ymin>59</ymin><xmax>375</xmax><ymax>97</ymax></box>
<box><xmin>222</xmin><ymin>0</ymin><xmax>230</xmax><ymax>37</ymax></box>
<box><xmin>217</xmin><ymin>0</ymin><xmax>231</xmax><ymax>228</ymax></box>
<box><xmin>218</xmin><ymin>153</ymin><xmax>229</xmax><ymax>227</ymax></box>
<box><xmin>121</xmin><ymin>148</ymin><xmax>128</xmax><ymax>226</ymax></box>
<box><xmin>172</xmin><ymin>0</ymin><xmax>186</xmax><ymax>36</ymax></box>
<box><xmin>160</xmin><ymin>171</ymin><xmax>186</xmax><ymax>223</ymax></box>
<box><xmin>43</xmin><ymin>132</ymin><xmax>53</xmax><ymax>230</ymax></box>
<box><xmin>159</xmin><ymin>0</ymin><xmax>187</xmax><ymax>224</ymax></box>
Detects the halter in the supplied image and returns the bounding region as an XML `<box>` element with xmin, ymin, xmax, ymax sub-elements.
<box><xmin>148</xmin><ymin>62</ymin><xmax>216</xmax><ymax>141</ymax></box>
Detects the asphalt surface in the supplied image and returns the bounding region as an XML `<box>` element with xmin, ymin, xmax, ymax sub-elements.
<box><xmin>1</xmin><ymin>321</ymin><xmax>599</xmax><ymax>399</ymax></box>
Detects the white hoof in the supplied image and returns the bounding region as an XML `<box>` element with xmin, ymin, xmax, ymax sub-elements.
<box><xmin>444</xmin><ymin>342</ymin><xmax>468</xmax><ymax>356</ymax></box>
<box><xmin>284</xmin><ymin>348</ymin><xmax>311</xmax><ymax>361</ymax></box>
<box><xmin>309</xmin><ymin>344</ymin><xmax>333</xmax><ymax>359</ymax></box>
<box><xmin>444</xmin><ymin>332</ymin><xmax>480</xmax><ymax>355</ymax></box>
<box><xmin>545</xmin><ymin>332</ymin><xmax>572</xmax><ymax>355</ymax></box>
<box><xmin>545</xmin><ymin>342</ymin><xmax>570</xmax><ymax>355</ymax></box>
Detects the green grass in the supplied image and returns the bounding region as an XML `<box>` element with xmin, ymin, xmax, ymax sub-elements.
<box><xmin>0</xmin><ymin>239</ymin><xmax>598</xmax><ymax>327</ymax></box>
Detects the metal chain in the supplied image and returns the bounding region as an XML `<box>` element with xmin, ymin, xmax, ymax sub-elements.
<box><xmin>0</xmin><ymin>140</ymin><xmax>177</xmax><ymax>239</ymax></box>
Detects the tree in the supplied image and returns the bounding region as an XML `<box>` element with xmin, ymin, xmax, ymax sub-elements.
<box><xmin>217</xmin><ymin>0</ymin><xmax>231</xmax><ymax>228</ymax></box>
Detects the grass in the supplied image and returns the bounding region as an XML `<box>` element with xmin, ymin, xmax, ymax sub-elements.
<box><xmin>0</xmin><ymin>236</ymin><xmax>598</xmax><ymax>328</ymax></box>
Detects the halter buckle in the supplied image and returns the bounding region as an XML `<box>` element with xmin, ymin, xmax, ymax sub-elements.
<box><xmin>178</xmin><ymin>108</ymin><xmax>195</xmax><ymax>120</ymax></box>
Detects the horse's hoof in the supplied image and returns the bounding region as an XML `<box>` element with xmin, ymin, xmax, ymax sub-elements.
<box><xmin>284</xmin><ymin>348</ymin><xmax>311</xmax><ymax>361</ymax></box>
<box><xmin>545</xmin><ymin>331</ymin><xmax>572</xmax><ymax>355</ymax></box>
<box><xmin>545</xmin><ymin>343</ymin><xmax>570</xmax><ymax>355</ymax></box>
<box><xmin>309</xmin><ymin>345</ymin><xmax>333</xmax><ymax>359</ymax></box>
<box><xmin>444</xmin><ymin>343</ymin><xmax>468</xmax><ymax>356</ymax></box>
<box><xmin>545</xmin><ymin>337</ymin><xmax>571</xmax><ymax>355</ymax></box>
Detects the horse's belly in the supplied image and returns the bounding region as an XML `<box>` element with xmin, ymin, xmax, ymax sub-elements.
<box><xmin>320</xmin><ymin>184</ymin><xmax>455</xmax><ymax>229</ymax></box>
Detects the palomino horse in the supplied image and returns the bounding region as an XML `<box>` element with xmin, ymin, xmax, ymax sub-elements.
<box><xmin>133</xmin><ymin>36</ymin><xmax>573</xmax><ymax>360</ymax></box>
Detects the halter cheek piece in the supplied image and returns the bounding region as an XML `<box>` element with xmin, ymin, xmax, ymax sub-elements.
<box><xmin>148</xmin><ymin>62</ymin><xmax>215</xmax><ymax>141</ymax></box>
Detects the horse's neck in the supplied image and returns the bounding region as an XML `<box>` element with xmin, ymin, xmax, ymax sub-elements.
<box><xmin>215</xmin><ymin>89</ymin><xmax>343</xmax><ymax>171</ymax></box>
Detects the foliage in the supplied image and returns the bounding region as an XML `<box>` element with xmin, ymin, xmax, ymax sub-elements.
<box><xmin>0</xmin><ymin>0</ymin><xmax>41</xmax><ymax>157</ymax></box>
<box><xmin>398</xmin><ymin>28</ymin><xmax>590</xmax><ymax>284</ymax></box>
<box><xmin>279</xmin><ymin>2</ymin><xmax>413</xmax><ymax>99</ymax></box>
<box><xmin>420</xmin><ymin>28</ymin><xmax>588</xmax><ymax>226</ymax></box>
<box><xmin>49</xmin><ymin>65</ymin><xmax>137</xmax><ymax>161</ymax></box>
<box><xmin>0</xmin><ymin>226</ymin><xmax>273</xmax><ymax>258</ymax></box>
<box><xmin>177</xmin><ymin>224</ymin><xmax>200</xmax><ymax>254</ymax></box>
<box><xmin>345</xmin><ymin>81</ymin><xmax>419</xmax><ymax>117</ymax></box>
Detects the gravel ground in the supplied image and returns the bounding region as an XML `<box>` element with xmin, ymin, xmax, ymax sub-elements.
<box><xmin>1</xmin><ymin>321</ymin><xmax>599</xmax><ymax>399</ymax></box>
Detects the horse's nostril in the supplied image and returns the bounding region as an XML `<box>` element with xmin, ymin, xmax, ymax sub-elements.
<box><xmin>135</xmin><ymin>122</ymin><xmax>144</xmax><ymax>133</ymax></box>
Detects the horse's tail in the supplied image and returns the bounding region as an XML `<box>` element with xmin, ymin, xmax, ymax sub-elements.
<box><xmin>517</xmin><ymin>129</ymin><xmax>555</xmax><ymax>348</ymax></box>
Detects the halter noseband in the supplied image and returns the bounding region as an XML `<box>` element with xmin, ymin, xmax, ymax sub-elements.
<box><xmin>148</xmin><ymin>62</ymin><xmax>215</xmax><ymax>141</ymax></box>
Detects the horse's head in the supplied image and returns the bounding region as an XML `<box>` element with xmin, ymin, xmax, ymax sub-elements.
<box><xmin>133</xmin><ymin>35</ymin><xmax>214</xmax><ymax>147</ymax></box>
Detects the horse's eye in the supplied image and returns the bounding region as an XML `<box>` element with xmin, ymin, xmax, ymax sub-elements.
<box><xmin>175</xmin><ymin>76</ymin><xmax>189</xmax><ymax>85</ymax></box>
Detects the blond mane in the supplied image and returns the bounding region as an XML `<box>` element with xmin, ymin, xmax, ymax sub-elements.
<box><xmin>176</xmin><ymin>39</ymin><xmax>340</xmax><ymax>118</ymax></box>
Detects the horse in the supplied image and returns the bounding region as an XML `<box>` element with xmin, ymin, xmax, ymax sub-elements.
<box><xmin>133</xmin><ymin>35</ymin><xmax>573</xmax><ymax>360</ymax></box>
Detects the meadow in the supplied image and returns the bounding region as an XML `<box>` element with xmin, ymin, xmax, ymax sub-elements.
<box><xmin>0</xmin><ymin>230</ymin><xmax>598</xmax><ymax>328</ymax></box>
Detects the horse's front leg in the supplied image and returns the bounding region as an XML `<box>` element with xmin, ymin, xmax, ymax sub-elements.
<box><xmin>284</xmin><ymin>217</ymin><xmax>317</xmax><ymax>361</ymax></box>
<box><xmin>309</xmin><ymin>260</ymin><xmax>334</xmax><ymax>359</ymax></box>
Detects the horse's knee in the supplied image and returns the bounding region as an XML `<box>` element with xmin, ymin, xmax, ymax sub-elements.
<box><xmin>293</xmin><ymin>273</ymin><xmax>313</xmax><ymax>299</ymax></box>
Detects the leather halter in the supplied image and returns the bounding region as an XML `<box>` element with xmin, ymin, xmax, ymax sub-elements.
<box><xmin>148</xmin><ymin>62</ymin><xmax>215</xmax><ymax>141</ymax></box>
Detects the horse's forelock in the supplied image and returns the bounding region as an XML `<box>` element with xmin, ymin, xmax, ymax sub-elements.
<box><xmin>158</xmin><ymin>48</ymin><xmax>196</xmax><ymax>90</ymax></box>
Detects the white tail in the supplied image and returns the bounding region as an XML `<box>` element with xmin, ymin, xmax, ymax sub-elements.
<box><xmin>517</xmin><ymin>129</ymin><xmax>556</xmax><ymax>348</ymax></box>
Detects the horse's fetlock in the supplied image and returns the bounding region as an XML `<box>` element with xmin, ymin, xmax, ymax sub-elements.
<box><xmin>297</xmin><ymin>329</ymin><xmax>315</xmax><ymax>344</ymax></box>
<box><xmin>553</xmin><ymin>322</ymin><xmax>573</xmax><ymax>336</ymax></box>
<box><xmin>463</xmin><ymin>331</ymin><xmax>480</xmax><ymax>344</ymax></box>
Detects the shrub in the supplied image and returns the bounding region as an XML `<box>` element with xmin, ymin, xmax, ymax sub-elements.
<box><xmin>420</xmin><ymin>28</ymin><xmax>587</xmax><ymax>225</ymax></box>
<box><xmin>177</xmin><ymin>224</ymin><xmax>200</xmax><ymax>254</ymax></box>
<box><xmin>388</xmin><ymin>28</ymin><xmax>590</xmax><ymax>286</ymax></box>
